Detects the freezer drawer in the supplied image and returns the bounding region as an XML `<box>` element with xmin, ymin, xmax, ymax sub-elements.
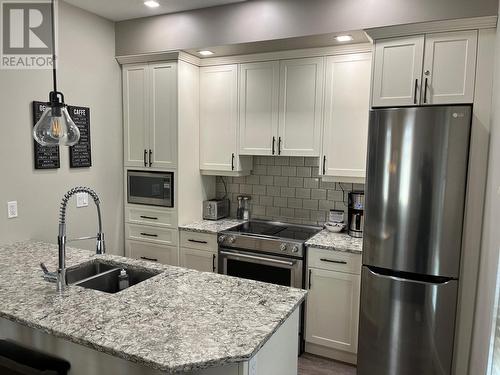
<box><xmin>358</xmin><ymin>266</ymin><xmax>458</xmax><ymax>375</ymax></box>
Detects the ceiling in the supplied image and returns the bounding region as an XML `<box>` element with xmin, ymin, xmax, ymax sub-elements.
<box><xmin>65</xmin><ymin>0</ymin><xmax>248</xmax><ymax>21</ymax></box>
<box><xmin>184</xmin><ymin>30</ymin><xmax>371</xmax><ymax>58</ymax></box>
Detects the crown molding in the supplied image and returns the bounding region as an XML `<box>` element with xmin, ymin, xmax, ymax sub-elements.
<box><xmin>197</xmin><ymin>43</ymin><xmax>373</xmax><ymax>66</ymax></box>
<box><xmin>115</xmin><ymin>51</ymin><xmax>182</xmax><ymax>65</ymax></box>
<box><xmin>366</xmin><ymin>16</ymin><xmax>497</xmax><ymax>40</ymax></box>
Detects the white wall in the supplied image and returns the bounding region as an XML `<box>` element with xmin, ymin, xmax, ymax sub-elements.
<box><xmin>0</xmin><ymin>1</ymin><xmax>123</xmax><ymax>254</ymax></box>
<box><xmin>470</xmin><ymin>2</ymin><xmax>500</xmax><ymax>373</ymax></box>
<box><xmin>115</xmin><ymin>0</ymin><xmax>498</xmax><ymax>56</ymax></box>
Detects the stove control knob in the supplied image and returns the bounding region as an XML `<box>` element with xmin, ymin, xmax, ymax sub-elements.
<box><xmin>218</xmin><ymin>235</ymin><xmax>226</xmax><ymax>244</ymax></box>
<box><xmin>291</xmin><ymin>245</ymin><xmax>299</xmax><ymax>253</ymax></box>
<box><xmin>280</xmin><ymin>243</ymin><xmax>288</xmax><ymax>252</ymax></box>
<box><xmin>228</xmin><ymin>236</ymin><xmax>236</xmax><ymax>244</ymax></box>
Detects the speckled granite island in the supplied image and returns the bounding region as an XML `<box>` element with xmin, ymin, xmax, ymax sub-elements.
<box><xmin>0</xmin><ymin>241</ymin><xmax>305</xmax><ymax>375</ymax></box>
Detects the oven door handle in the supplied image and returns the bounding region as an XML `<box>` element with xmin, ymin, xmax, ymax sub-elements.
<box><xmin>219</xmin><ymin>250</ymin><xmax>296</xmax><ymax>267</ymax></box>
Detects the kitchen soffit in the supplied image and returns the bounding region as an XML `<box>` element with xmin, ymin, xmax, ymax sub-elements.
<box><xmin>65</xmin><ymin>0</ymin><xmax>248</xmax><ymax>21</ymax></box>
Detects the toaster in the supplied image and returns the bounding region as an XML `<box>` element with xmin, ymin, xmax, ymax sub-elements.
<box><xmin>203</xmin><ymin>199</ymin><xmax>230</xmax><ymax>220</ymax></box>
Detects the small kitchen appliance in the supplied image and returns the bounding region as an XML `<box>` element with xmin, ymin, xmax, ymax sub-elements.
<box><xmin>348</xmin><ymin>191</ymin><xmax>364</xmax><ymax>238</ymax></box>
<box><xmin>203</xmin><ymin>199</ymin><xmax>229</xmax><ymax>220</ymax></box>
<box><xmin>127</xmin><ymin>170</ymin><xmax>173</xmax><ymax>207</ymax></box>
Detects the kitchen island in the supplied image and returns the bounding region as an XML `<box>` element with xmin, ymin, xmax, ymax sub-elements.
<box><xmin>0</xmin><ymin>241</ymin><xmax>305</xmax><ymax>375</ymax></box>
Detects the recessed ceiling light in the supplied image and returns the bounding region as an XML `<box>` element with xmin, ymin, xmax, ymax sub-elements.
<box><xmin>144</xmin><ymin>1</ymin><xmax>160</xmax><ymax>8</ymax></box>
<box><xmin>335</xmin><ymin>35</ymin><xmax>353</xmax><ymax>42</ymax></box>
<box><xmin>198</xmin><ymin>50</ymin><xmax>214</xmax><ymax>56</ymax></box>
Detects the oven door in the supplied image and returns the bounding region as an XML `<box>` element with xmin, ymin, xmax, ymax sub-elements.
<box><xmin>219</xmin><ymin>248</ymin><xmax>303</xmax><ymax>289</ymax></box>
<box><xmin>127</xmin><ymin>171</ymin><xmax>174</xmax><ymax>207</ymax></box>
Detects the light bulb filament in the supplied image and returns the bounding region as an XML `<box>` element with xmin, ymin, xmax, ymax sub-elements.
<box><xmin>51</xmin><ymin>118</ymin><xmax>61</xmax><ymax>138</ymax></box>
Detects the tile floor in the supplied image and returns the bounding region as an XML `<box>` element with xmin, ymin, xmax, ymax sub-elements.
<box><xmin>298</xmin><ymin>353</ymin><xmax>356</xmax><ymax>375</ymax></box>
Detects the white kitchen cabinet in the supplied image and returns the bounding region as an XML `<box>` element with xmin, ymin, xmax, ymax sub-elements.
<box><xmin>372</xmin><ymin>35</ymin><xmax>425</xmax><ymax>107</ymax></box>
<box><xmin>321</xmin><ymin>53</ymin><xmax>371</xmax><ymax>181</ymax></box>
<box><xmin>239</xmin><ymin>61</ymin><xmax>280</xmax><ymax>156</ymax></box>
<box><xmin>122</xmin><ymin>62</ymin><xmax>177</xmax><ymax>169</ymax></box>
<box><xmin>126</xmin><ymin>240</ymin><xmax>179</xmax><ymax>266</ymax></box>
<box><xmin>306</xmin><ymin>267</ymin><xmax>361</xmax><ymax>354</ymax></box>
<box><xmin>278</xmin><ymin>57</ymin><xmax>324</xmax><ymax>156</ymax></box>
<box><xmin>180</xmin><ymin>247</ymin><xmax>218</xmax><ymax>273</ymax></box>
<box><xmin>123</xmin><ymin>64</ymin><xmax>149</xmax><ymax>168</ymax></box>
<box><xmin>422</xmin><ymin>30</ymin><xmax>477</xmax><ymax>104</ymax></box>
<box><xmin>200</xmin><ymin>65</ymin><xmax>251</xmax><ymax>174</ymax></box>
<box><xmin>149</xmin><ymin>63</ymin><xmax>178</xmax><ymax>169</ymax></box>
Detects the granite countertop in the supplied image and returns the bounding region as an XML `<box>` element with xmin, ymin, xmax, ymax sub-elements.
<box><xmin>0</xmin><ymin>241</ymin><xmax>306</xmax><ymax>373</ymax></box>
<box><xmin>179</xmin><ymin>219</ymin><xmax>245</xmax><ymax>234</ymax></box>
<box><xmin>305</xmin><ymin>229</ymin><xmax>363</xmax><ymax>253</ymax></box>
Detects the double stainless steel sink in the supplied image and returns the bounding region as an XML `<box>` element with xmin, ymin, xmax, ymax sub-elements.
<box><xmin>66</xmin><ymin>260</ymin><xmax>160</xmax><ymax>294</ymax></box>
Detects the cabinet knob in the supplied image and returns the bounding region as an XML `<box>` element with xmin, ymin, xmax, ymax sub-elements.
<box><xmin>424</xmin><ymin>70</ymin><xmax>431</xmax><ymax>76</ymax></box>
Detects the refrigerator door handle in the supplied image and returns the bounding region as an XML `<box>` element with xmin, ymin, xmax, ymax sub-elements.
<box><xmin>365</xmin><ymin>266</ymin><xmax>454</xmax><ymax>285</ymax></box>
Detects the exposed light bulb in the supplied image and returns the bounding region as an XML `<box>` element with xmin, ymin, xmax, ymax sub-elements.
<box><xmin>33</xmin><ymin>104</ymin><xmax>80</xmax><ymax>147</ymax></box>
<box><xmin>198</xmin><ymin>50</ymin><xmax>214</xmax><ymax>56</ymax></box>
<box><xmin>144</xmin><ymin>0</ymin><xmax>160</xmax><ymax>8</ymax></box>
<box><xmin>335</xmin><ymin>35</ymin><xmax>353</xmax><ymax>42</ymax></box>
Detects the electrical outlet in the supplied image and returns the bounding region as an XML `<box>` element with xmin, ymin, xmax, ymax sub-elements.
<box><xmin>7</xmin><ymin>201</ymin><xmax>18</xmax><ymax>218</ymax></box>
<box><xmin>76</xmin><ymin>192</ymin><xmax>89</xmax><ymax>208</ymax></box>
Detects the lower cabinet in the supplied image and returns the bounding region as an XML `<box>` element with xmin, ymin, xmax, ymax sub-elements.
<box><xmin>179</xmin><ymin>231</ymin><xmax>218</xmax><ymax>273</ymax></box>
<box><xmin>180</xmin><ymin>247</ymin><xmax>218</xmax><ymax>273</ymax></box>
<box><xmin>126</xmin><ymin>240</ymin><xmax>179</xmax><ymax>266</ymax></box>
<box><xmin>305</xmin><ymin>247</ymin><xmax>361</xmax><ymax>364</ymax></box>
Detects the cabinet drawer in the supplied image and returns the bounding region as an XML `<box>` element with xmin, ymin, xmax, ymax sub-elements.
<box><xmin>126</xmin><ymin>240</ymin><xmax>178</xmax><ymax>266</ymax></box>
<box><xmin>126</xmin><ymin>224</ymin><xmax>178</xmax><ymax>246</ymax></box>
<box><xmin>125</xmin><ymin>206</ymin><xmax>177</xmax><ymax>228</ymax></box>
<box><xmin>308</xmin><ymin>247</ymin><xmax>361</xmax><ymax>275</ymax></box>
<box><xmin>180</xmin><ymin>231</ymin><xmax>217</xmax><ymax>252</ymax></box>
<box><xmin>180</xmin><ymin>247</ymin><xmax>218</xmax><ymax>273</ymax></box>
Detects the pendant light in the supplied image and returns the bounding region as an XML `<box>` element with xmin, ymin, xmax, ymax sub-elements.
<box><xmin>33</xmin><ymin>0</ymin><xmax>80</xmax><ymax>147</ymax></box>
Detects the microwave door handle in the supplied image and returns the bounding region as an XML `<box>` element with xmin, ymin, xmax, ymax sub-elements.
<box><xmin>219</xmin><ymin>250</ymin><xmax>295</xmax><ymax>268</ymax></box>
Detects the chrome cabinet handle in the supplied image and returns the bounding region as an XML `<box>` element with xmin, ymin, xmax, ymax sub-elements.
<box><xmin>140</xmin><ymin>232</ymin><xmax>158</xmax><ymax>237</ymax></box>
<box><xmin>320</xmin><ymin>258</ymin><xmax>347</xmax><ymax>265</ymax></box>
<box><xmin>140</xmin><ymin>215</ymin><xmax>158</xmax><ymax>220</ymax></box>
<box><xmin>413</xmin><ymin>79</ymin><xmax>418</xmax><ymax>105</ymax></box>
<box><xmin>140</xmin><ymin>256</ymin><xmax>158</xmax><ymax>262</ymax></box>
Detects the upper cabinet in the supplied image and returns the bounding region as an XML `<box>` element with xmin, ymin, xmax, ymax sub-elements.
<box><xmin>200</xmin><ymin>65</ymin><xmax>251</xmax><ymax>174</ymax></box>
<box><xmin>123</xmin><ymin>62</ymin><xmax>177</xmax><ymax>169</ymax></box>
<box><xmin>278</xmin><ymin>58</ymin><xmax>324</xmax><ymax>156</ymax></box>
<box><xmin>238</xmin><ymin>57</ymin><xmax>324</xmax><ymax>157</ymax></box>
<box><xmin>239</xmin><ymin>61</ymin><xmax>279</xmax><ymax>156</ymax></box>
<box><xmin>372</xmin><ymin>30</ymin><xmax>477</xmax><ymax>107</ymax></box>
<box><xmin>320</xmin><ymin>53</ymin><xmax>371</xmax><ymax>182</ymax></box>
<box><xmin>372</xmin><ymin>36</ymin><xmax>424</xmax><ymax>107</ymax></box>
<box><xmin>422</xmin><ymin>31</ymin><xmax>477</xmax><ymax>104</ymax></box>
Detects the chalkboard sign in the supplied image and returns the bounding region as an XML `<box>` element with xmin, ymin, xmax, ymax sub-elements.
<box><xmin>32</xmin><ymin>101</ymin><xmax>60</xmax><ymax>169</ymax></box>
<box><xmin>68</xmin><ymin>105</ymin><xmax>91</xmax><ymax>168</ymax></box>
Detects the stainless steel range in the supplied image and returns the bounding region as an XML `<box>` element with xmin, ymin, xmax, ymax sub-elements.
<box><xmin>218</xmin><ymin>220</ymin><xmax>321</xmax><ymax>289</ymax></box>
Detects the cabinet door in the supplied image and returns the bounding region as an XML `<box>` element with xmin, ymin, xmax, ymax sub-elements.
<box><xmin>180</xmin><ymin>247</ymin><xmax>217</xmax><ymax>273</ymax></box>
<box><xmin>306</xmin><ymin>268</ymin><xmax>361</xmax><ymax>353</ymax></box>
<box><xmin>422</xmin><ymin>30</ymin><xmax>477</xmax><ymax>104</ymax></box>
<box><xmin>321</xmin><ymin>54</ymin><xmax>371</xmax><ymax>180</ymax></box>
<box><xmin>372</xmin><ymin>36</ymin><xmax>424</xmax><ymax>107</ymax></box>
<box><xmin>239</xmin><ymin>61</ymin><xmax>279</xmax><ymax>156</ymax></box>
<box><xmin>278</xmin><ymin>57</ymin><xmax>324</xmax><ymax>156</ymax></box>
<box><xmin>126</xmin><ymin>240</ymin><xmax>179</xmax><ymax>266</ymax></box>
<box><xmin>149</xmin><ymin>63</ymin><xmax>178</xmax><ymax>169</ymax></box>
<box><xmin>200</xmin><ymin>65</ymin><xmax>239</xmax><ymax>171</ymax></box>
<box><xmin>123</xmin><ymin>64</ymin><xmax>149</xmax><ymax>167</ymax></box>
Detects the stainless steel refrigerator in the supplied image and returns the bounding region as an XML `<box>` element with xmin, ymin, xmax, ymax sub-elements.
<box><xmin>357</xmin><ymin>105</ymin><xmax>471</xmax><ymax>375</ymax></box>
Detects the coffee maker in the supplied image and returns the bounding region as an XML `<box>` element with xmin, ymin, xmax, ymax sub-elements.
<box><xmin>348</xmin><ymin>191</ymin><xmax>364</xmax><ymax>238</ymax></box>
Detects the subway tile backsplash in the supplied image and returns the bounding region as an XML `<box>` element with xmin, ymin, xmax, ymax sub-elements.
<box><xmin>216</xmin><ymin>156</ymin><xmax>364</xmax><ymax>226</ymax></box>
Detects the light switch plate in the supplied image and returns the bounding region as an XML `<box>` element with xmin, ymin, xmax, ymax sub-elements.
<box><xmin>76</xmin><ymin>192</ymin><xmax>89</xmax><ymax>208</ymax></box>
<box><xmin>7</xmin><ymin>201</ymin><xmax>18</xmax><ymax>218</ymax></box>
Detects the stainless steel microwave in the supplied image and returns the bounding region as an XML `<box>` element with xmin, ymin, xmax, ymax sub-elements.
<box><xmin>127</xmin><ymin>170</ymin><xmax>174</xmax><ymax>207</ymax></box>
